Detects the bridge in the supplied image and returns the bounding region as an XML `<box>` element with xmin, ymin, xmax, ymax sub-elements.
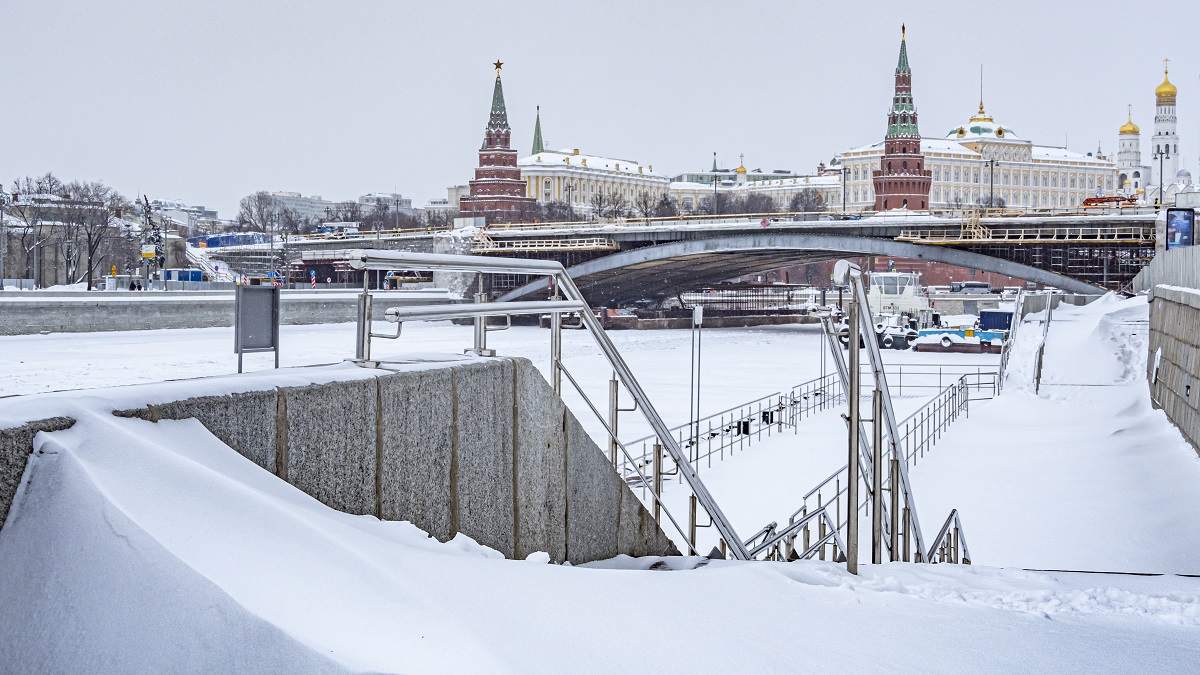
<box><xmin>204</xmin><ymin>208</ymin><xmax>1158</xmax><ymax>304</ymax></box>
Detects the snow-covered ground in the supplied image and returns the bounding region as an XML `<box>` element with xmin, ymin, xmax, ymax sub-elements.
<box><xmin>3</xmin><ymin>299</ymin><xmax>1200</xmax><ymax>670</ymax></box>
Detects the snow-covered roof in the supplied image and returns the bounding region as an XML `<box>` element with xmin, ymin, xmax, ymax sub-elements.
<box><xmin>670</xmin><ymin>174</ymin><xmax>840</xmax><ymax>192</ymax></box>
<box><xmin>1029</xmin><ymin>146</ymin><xmax>1100</xmax><ymax>162</ymax></box>
<box><xmin>519</xmin><ymin>148</ymin><xmax>664</xmax><ymax>177</ymax></box>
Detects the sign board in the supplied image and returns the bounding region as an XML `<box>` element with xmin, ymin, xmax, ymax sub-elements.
<box><xmin>141</xmin><ymin>244</ymin><xmax>156</xmax><ymax>259</ymax></box>
<box><xmin>234</xmin><ymin>285</ymin><xmax>281</xmax><ymax>372</ymax></box>
<box><xmin>1166</xmin><ymin>208</ymin><xmax>1195</xmax><ymax>249</ymax></box>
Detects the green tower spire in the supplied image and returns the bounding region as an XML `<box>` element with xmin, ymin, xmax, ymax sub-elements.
<box><xmin>532</xmin><ymin>106</ymin><xmax>544</xmax><ymax>154</ymax></box>
<box><xmin>487</xmin><ymin>61</ymin><xmax>510</xmax><ymax>133</ymax></box>
<box><xmin>896</xmin><ymin>24</ymin><xmax>910</xmax><ymax>74</ymax></box>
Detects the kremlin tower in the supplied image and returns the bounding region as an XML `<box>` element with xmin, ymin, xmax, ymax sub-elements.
<box><xmin>872</xmin><ymin>25</ymin><xmax>932</xmax><ymax>211</ymax></box>
<box><xmin>459</xmin><ymin>61</ymin><xmax>537</xmax><ymax>223</ymax></box>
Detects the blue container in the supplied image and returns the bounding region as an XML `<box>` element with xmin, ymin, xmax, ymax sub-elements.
<box><xmin>979</xmin><ymin>310</ymin><xmax>1013</xmax><ymax>332</ymax></box>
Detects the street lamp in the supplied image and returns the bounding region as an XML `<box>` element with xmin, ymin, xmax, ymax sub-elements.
<box><xmin>841</xmin><ymin>167</ymin><xmax>849</xmax><ymax>214</ymax></box>
<box><xmin>1153</xmin><ymin>146</ymin><xmax>1171</xmax><ymax>208</ymax></box>
<box><xmin>712</xmin><ymin>152</ymin><xmax>719</xmax><ymax>216</ymax></box>
<box><xmin>986</xmin><ymin>158</ymin><xmax>997</xmax><ymax>210</ymax></box>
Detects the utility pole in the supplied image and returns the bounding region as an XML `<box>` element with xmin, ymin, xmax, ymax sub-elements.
<box><xmin>987</xmin><ymin>158</ymin><xmax>997</xmax><ymax>209</ymax></box>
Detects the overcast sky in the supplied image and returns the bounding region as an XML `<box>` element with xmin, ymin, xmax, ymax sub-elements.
<box><xmin>4</xmin><ymin>0</ymin><xmax>1198</xmax><ymax>218</ymax></box>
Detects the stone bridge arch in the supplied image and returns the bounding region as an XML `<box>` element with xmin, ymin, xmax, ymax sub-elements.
<box><xmin>497</xmin><ymin>233</ymin><xmax>1104</xmax><ymax>305</ymax></box>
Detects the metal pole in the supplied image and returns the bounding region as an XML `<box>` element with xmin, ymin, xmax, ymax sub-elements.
<box><xmin>872</xmin><ymin>386</ymin><xmax>883</xmax><ymax>565</ymax></box>
<box><xmin>689</xmin><ymin>495</ymin><xmax>697</xmax><ymax>552</ymax></box>
<box><xmin>889</xmin><ymin>458</ymin><xmax>900</xmax><ymax>561</ymax></box>
<box><xmin>846</xmin><ymin>293</ymin><xmax>860</xmax><ymax>575</ymax></box>
<box><xmin>550</xmin><ymin>278</ymin><xmax>562</xmax><ymax>392</ymax></box>
<box><xmin>608</xmin><ymin>374</ymin><xmax>619</xmax><ymax>466</ymax></box>
<box><xmin>652</xmin><ymin>442</ymin><xmax>663</xmax><ymax>523</ymax></box>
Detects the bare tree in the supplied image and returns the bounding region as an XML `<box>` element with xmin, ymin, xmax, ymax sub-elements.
<box><xmin>58</xmin><ymin>180</ymin><xmax>130</xmax><ymax>289</ymax></box>
<box><xmin>542</xmin><ymin>200</ymin><xmax>577</xmax><ymax>222</ymax></box>
<box><xmin>739</xmin><ymin>193</ymin><xmax>779</xmax><ymax>214</ymax></box>
<box><xmin>787</xmin><ymin>188</ymin><xmax>826</xmax><ymax>214</ymax></box>
<box><xmin>238</xmin><ymin>191</ymin><xmax>281</xmax><ymax>232</ymax></box>
<box><xmin>279</xmin><ymin>207</ymin><xmax>312</xmax><ymax>235</ymax></box>
<box><xmin>633</xmin><ymin>191</ymin><xmax>656</xmax><ymax>219</ymax></box>
<box><xmin>653</xmin><ymin>195</ymin><xmax>679</xmax><ymax>218</ymax></box>
<box><xmin>322</xmin><ymin>201</ymin><xmax>363</xmax><ymax>223</ymax></box>
<box><xmin>8</xmin><ymin>173</ymin><xmax>63</xmax><ymax>281</ymax></box>
<box><xmin>590</xmin><ymin>190</ymin><xmax>627</xmax><ymax>220</ymax></box>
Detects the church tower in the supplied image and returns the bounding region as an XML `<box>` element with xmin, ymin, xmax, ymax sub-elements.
<box><xmin>1151</xmin><ymin>60</ymin><xmax>1179</xmax><ymax>187</ymax></box>
<box><xmin>459</xmin><ymin>61</ymin><xmax>537</xmax><ymax>223</ymax></box>
<box><xmin>1117</xmin><ymin>106</ymin><xmax>1149</xmax><ymax>194</ymax></box>
<box><xmin>872</xmin><ymin>26</ymin><xmax>932</xmax><ymax>211</ymax></box>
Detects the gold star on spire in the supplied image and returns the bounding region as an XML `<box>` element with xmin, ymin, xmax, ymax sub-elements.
<box><xmin>493</xmin><ymin>60</ymin><xmax>503</xmax><ymax>75</ymax></box>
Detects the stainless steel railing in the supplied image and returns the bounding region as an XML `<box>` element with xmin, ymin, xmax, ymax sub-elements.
<box><xmin>347</xmin><ymin>249</ymin><xmax>752</xmax><ymax>560</ymax></box>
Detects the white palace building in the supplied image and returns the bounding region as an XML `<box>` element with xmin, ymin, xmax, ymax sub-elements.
<box><xmin>834</xmin><ymin>101</ymin><xmax>1117</xmax><ymax>211</ymax></box>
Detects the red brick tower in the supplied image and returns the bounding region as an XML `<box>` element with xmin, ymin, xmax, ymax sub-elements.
<box><xmin>459</xmin><ymin>61</ymin><xmax>537</xmax><ymax>223</ymax></box>
<box><xmin>872</xmin><ymin>26</ymin><xmax>932</xmax><ymax>211</ymax></box>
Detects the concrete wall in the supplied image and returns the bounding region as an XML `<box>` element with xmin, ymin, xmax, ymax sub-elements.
<box><xmin>1</xmin><ymin>358</ymin><xmax>676</xmax><ymax>563</ymax></box>
<box><xmin>0</xmin><ymin>289</ymin><xmax>453</xmax><ymax>335</ymax></box>
<box><xmin>1148</xmin><ymin>285</ymin><xmax>1200</xmax><ymax>455</ymax></box>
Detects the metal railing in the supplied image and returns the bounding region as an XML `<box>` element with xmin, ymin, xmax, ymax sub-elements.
<box><xmin>776</xmin><ymin>371</ymin><xmax>984</xmax><ymax>565</ymax></box>
<box><xmin>346</xmin><ymin>249</ymin><xmax>752</xmax><ymax>560</ymax></box>
<box><xmin>619</xmin><ymin>372</ymin><xmax>841</xmax><ymax>480</ymax></box>
<box><xmin>996</xmin><ymin>288</ymin><xmax>1026</xmax><ymax>393</ymax></box>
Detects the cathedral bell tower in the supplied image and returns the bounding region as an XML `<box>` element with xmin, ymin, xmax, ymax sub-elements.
<box><xmin>872</xmin><ymin>25</ymin><xmax>932</xmax><ymax>211</ymax></box>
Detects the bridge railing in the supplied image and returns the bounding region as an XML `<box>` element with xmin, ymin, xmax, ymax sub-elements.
<box><xmin>477</xmin><ymin>204</ymin><xmax>1159</xmax><ymax>233</ymax></box>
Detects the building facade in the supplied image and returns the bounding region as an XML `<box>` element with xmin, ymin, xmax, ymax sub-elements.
<box><xmin>457</xmin><ymin>63</ymin><xmax>537</xmax><ymax>223</ymax></box>
<box><xmin>519</xmin><ymin>148</ymin><xmax>670</xmax><ymax>211</ymax></box>
<box><xmin>268</xmin><ymin>192</ymin><xmax>335</xmax><ymax>221</ymax></box>
<box><xmin>668</xmin><ymin>160</ymin><xmax>841</xmax><ymax>213</ymax></box>
<box><xmin>872</xmin><ymin>27</ymin><xmax>932</xmax><ymax>210</ymax></box>
<box><xmin>837</xmin><ymin>103</ymin><xmax>1116</xmax><ymax>210</ymax></box>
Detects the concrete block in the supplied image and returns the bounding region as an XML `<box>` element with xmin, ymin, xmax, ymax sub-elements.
<box><xmin>281</xmin><ymin>378</ymin><xmax>378</xmax><ymax>516</ymax></box>
<box><xmin>451</xmin><ymin>359</ymin><xmax>516</xmax><ymax>557</ymax></box>
<box><xmin>136</xmin><ymin>390</ymin><xmax>279</xmax><ymax>472</ymax></box>
<box><xmin>565</xmin><ymin>411</ymin><xmax>621</xmax><ymax>563</ymax></box>
<box><xmin>377</xmin><ymin>367</ymin><xmax>455</xmax><ymax>541</ymax></box>
<box><xmin>513</xmin><ymin>360</ymin><xmax>567</xmax><ymax>562</ymax></box>
<box><xmin>0</xmin><ymin>417</ymin><xmax>75</xmax><ymax>527</ymax></box>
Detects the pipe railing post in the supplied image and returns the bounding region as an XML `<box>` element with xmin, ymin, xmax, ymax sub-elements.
<box><xmin>652</xmin><ymin>442</ymin><xmax>663</xmax><ymax>523</ymax></box>
<box><xmin>846</xmin><ymin>293</ymin><xmax>860</xmax><ymax>575</ymax></box>
<box><xmin>607</xmin><ymin>374</ymin><xmax>619</xmax><ymax>466</ymax></box>
<box><xmin>872</xmin><ymin>386</ymin><xmax>883</xmax><ymax>565</ymax></box>
<box><xmin>550</xmin><ymin>277</ymin><xmax>562</xmax><ymax>393</ymax></box>
<box><xmin>889</xmin><ymin>457</ymin><xmax>900</xmax><ymax>562</ymax></box>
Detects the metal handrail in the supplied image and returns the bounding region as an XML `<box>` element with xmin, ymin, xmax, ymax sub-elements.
<box><xmin>382</xmin><ymin>300</ymin><xmax>584</xmax><ymax>323</ymax></box>
<box><xmin>346</xmin><ymin>249</ymin><xmax>752</xmax><ymax>560</ymax></box>
<box><xmin>927</xmin><ymin>509</ymin><xmax>971</xmax><ymax>564</ymax></box>
<box><xmin>996</xmin><ymin>288</ymin><xmax>1025</xmax><ymax>392</ymax></box>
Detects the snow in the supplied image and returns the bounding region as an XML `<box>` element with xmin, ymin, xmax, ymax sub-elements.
<box><xmin>3</xmin><ymin>298</ymin><xmax>1200</xmax><ymax>669</ymax></box>
<box><xmin>2</xmin><ymin>400</ymin><xmax>1199</xmax><ymax>672</ymax></box>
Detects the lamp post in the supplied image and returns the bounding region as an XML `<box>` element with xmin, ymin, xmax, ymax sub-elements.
<box><xmin>0</xmin><ymin>185</ymin><xmax>10</xmax><ymax>288</ymax></box>
<box><xmin>841</xmin><ymin>167</ymin><xmax>849</xmax><ymax>214</ymax></box>
<box><xmin>1153</xmin><ymin>146</ymin><xmax>1171</xmax><ymax>208</ymax></box>
<box><xmin>712</xmin><ymin>152</ymin><xmax>720</xmax><ymax>216</ymax></box>
<box><xmin>986</xmin><ymin>158</ymin><xmax>997</xmax><ymax>210</ymax></box>
<box><xmin>563</xmin><ymin>181</ymin><xmax>574</xmax><ymax>214</ymax></box>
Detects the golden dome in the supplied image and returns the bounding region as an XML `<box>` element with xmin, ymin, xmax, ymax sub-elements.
<box><xmin>1156</xmin><ymin>66</ymin><xmax>1177</xmax><ymax>101</ymax></box>
<box><xmin>1119</xmin><ymin>116</ymin><xmax>1140</xmax><ymax>135</ymax></box>
<box><xmin>969</xmin><ymin>101</ymin><xmax>994</xmax><ymax>124</ymax></box>
<box><xmin>735</xmin><ymin>153</ymin><xmax>747</xmax><ymax>174</ymax></box>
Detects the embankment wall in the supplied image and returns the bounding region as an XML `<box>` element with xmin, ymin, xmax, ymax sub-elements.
<box><xmin>0</xmin><ymin>357</ymin><xmax>675</xmax><ymax>563</ymax></box>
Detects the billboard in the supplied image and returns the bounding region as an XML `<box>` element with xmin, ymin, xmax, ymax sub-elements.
<box><xmin>1166</xmin><ymin>208</ymin><xmax>1195</xmax><ymax>249</ymax></box>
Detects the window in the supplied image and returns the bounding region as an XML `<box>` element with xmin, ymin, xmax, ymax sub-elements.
<box><xmin>902</xmin><ymin>160</ymin><xmax>908</xmax><ymax>171</ymax></box>
<box><xmin>854</xmin><ymin>168</ymin><xmax>859</xmax><ymax>180</ymax></box>
<box><xmin>973</xmin><ymin>170</ymin><xmax>980</xmax><ymax>184</ymax></box>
